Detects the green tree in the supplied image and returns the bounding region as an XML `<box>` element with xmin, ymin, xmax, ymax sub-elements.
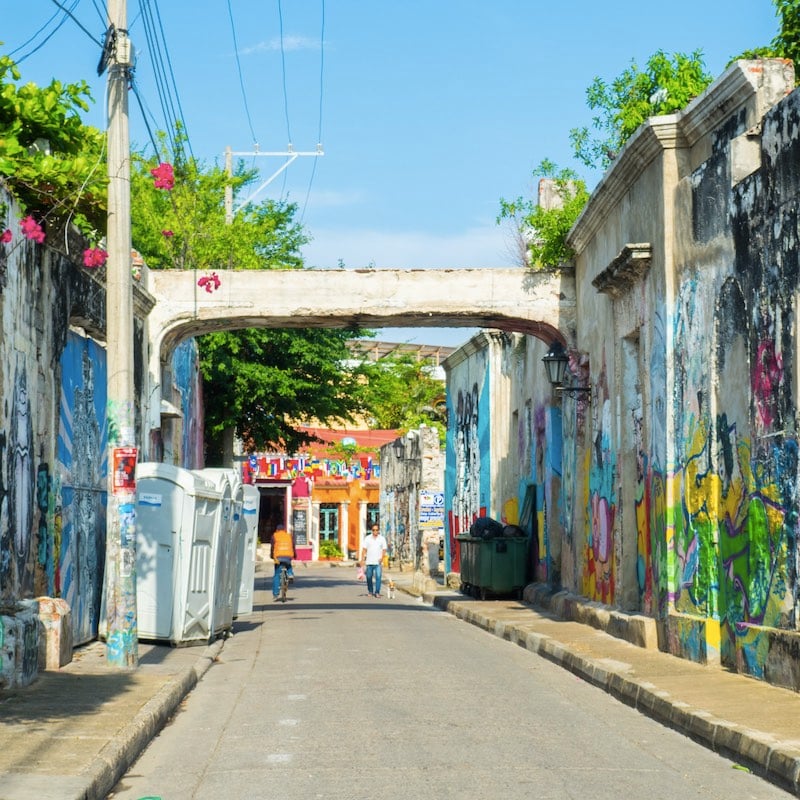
<box><xmin>130</xmin><ymin>139</ymin><xmax>305</xmax><ymax>272</ymax></box>
<box><xmin>359</xmin><ymin>352</ymin><xmax>446</xmax><ymax>440</ymax></box>
<box><xmin>199</xmin><ymin>327</ymin><xmax>371</xmax><ymax>462</ymax></box>
<box><xmin>0</xmin><ymin>54</ymin><xmax>106</xmax><ymax>240</ymax></box>
<box><xmin>497</xmin><ymin>159</ymin><xmax>588</xmax><ymax>269</ymax></box>
<box><xmin>130</xmin><ymin>142</ymin><xmax>373</xmax><ymax>461</ymax></box>
<box><xmin>734</xmin><ymin>0</ymin><xmax>800</xmax><ymax>80</ymax></box>
<box><xmin>570</xmin><ymin>50</ymin><xmax>712</xmax><ymax>171</ymax></box>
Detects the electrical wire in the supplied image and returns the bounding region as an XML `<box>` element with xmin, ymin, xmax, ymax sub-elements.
<box><xmin>47</xmin><ymin>0</ymin><xmax>99</xmax><ymax>42</ymax></box>
<box><xmin>277</xmin><ymin>0</ymin><xmax>292</xmax><ymax>145</ymax></box>
<box><xmin>300</xmin><ymin>0</ymin><xmax>325</xmax><ymax>222</ymax></box>
<box><xmin>134</xmin><ymin>0</ymin><xmax>193</xmax><ymax>163</ymax></box>
<box><xmin>10</xmin><ymin>0</ymin><xmax>87</xmax><ymax>62</ymax></box>
<box><xmin>226</xmin><ymin>0</ymin><xmax>259</xmax><ymax>147</ymax></box>
<box><xmin>149</xmin><ymin>0</ymin><xmax>193</xmax><ymax>161</ymax></box>
<box><xmin>138</xmin><ymin>0</ymin><xmax>180</xmax><ymax>157</ymax></box>
<box><xmin>130</xmin><ymin>78</ymin><xmax>165</xmax><ymax>158</ymax></box>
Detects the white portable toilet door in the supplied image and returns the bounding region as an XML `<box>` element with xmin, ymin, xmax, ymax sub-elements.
<box><xmin>236</xmin><ymin>484</ymin><xmax>260</xmax><ymax>615</ymax></box>
<box><xmin>136</xmin><ymin>480</ymin><xmax>178</xmax><ymax>640</ymax></box>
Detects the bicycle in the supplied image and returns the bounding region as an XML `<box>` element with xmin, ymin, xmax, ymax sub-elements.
<box><xmin>279</xmin><ymin>562</ymin><xmax>289</xmax><ymax>602</ymax></box>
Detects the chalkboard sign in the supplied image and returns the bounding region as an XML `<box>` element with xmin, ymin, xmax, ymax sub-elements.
<box><xmin>292</xmin><ymin>509</ymin><xmax>308</xmax><ymax>544</ymax></box>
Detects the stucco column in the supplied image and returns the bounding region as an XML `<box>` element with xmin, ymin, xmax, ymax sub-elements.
<box><xmin>311</xmin><ymin>501</ymin><xmax>320</xmax><ymax>559</ymax></box>
<box><xmin>340</xmin><ymin>501</ymin><xmax>350</xmax><ymax>558</ymax></box>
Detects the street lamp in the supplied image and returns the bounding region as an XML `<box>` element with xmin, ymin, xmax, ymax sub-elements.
<box><xmin>392</xmin><ymin>438</ymin><xmax>406</xmax><ymax>460</ymax></box>
<box><xmin>542</xmin><ymin>340</ymin><xmax>591</xmax><ymax>398</ymax></box>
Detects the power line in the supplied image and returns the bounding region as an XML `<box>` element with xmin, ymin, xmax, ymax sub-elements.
<box><xmin>277</xmin><ymin>0</ymin><xmax>292</xmax><ymax>145</ymax></box>
<box><xmin>10</xmin><ymin>0</ymin><xmax>87</xmax><ymax>62</ymax></box>
<box><xmin>130</xmin><ymin>78</ymin><xmax>163</xmax><ymax>157</ymax></box>
<box><xmin>149</xmin><ymin>0</ymin><xmax>193</xmax><ymax>160</ymax></box>
<box><xmin>226</xmin><ymin>0</ymin><xmax>259</xmax><ymax>147</ymax></box>
<box><xmin>300</xmin><ymin>0</ymin><xmax>325</xmax><ymax>222</ymax></box>
<box><xmin>48</xmin><ymin>0</ymin><xmax>100</xmax><ymax>42</ymax></box>
<box><xmin>135</xmin><ymin>0</ymin><xmax>193</xmax><ymax>162</ymax></box>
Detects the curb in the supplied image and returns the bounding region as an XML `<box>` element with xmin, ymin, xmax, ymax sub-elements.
<box><xmin>83</xmin><ymin>638</ymin><xmax>225</xmax><ymax>800</ymax></box>
<box><xmin>425</xmin><ymin>592</ymin><xmax>800</xmax><ymax>797</ymax></box>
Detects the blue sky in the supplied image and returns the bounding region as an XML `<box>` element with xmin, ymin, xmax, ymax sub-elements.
<box><xmin>3</xmin><ymin>0</ymin><xmax>781</xmax><ymax>347</ymax></box>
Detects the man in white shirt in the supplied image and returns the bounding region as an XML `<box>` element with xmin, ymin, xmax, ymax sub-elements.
<box><xmin>360</xmin><ymin>525</ymin><xmax>388</xmax><ymax>597</ymax></box>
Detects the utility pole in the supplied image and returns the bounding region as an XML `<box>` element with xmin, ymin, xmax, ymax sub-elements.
<box><xmin>104</xmin><ymin>0</ymin><xmax>138</xmax><ymax>668</ymax></box>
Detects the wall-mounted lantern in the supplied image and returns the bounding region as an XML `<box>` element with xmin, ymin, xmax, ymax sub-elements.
<box><xmin>392</xmin><ymin>438</ymin><xmax>406</xmax><ymax>460</ymax></box>
<box><xmin>542</xmin><ymin>340</ymin><xmax>591</xmax><ymax>398</ymax></box>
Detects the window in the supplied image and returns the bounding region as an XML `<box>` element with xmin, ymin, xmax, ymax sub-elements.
<box><xmin>366</xmin><ymin>503</ymin><xmax>379</xmax><ymax>532</ymax></box>
<box><xmin>319</xmin><ymin>503</ymin><xmax>339</xmax><ymax>541</ymax></box>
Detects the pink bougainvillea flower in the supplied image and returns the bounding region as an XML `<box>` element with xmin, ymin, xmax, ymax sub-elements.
<box><xmin>150</xmin><ymin>162</ymin><xmax>175</xmax><ymax>190</ymax></box>
<box><xmin>197</xmin><ymin>271</ymin><xmax>221</xmax><ymax>293</ymax></box>
<box><xmin>161</xmin><ymin>229</ymin><xmax>174</xmax><ymax>237</ymax></box>
<box><xmin>20</xmin><ymin>215</ymin><xmax>45</xmax><ymax>243</ymax></box>
<box><xmin>82</xmin><ymin>247</ymin><xmax>108</xmax><ymax>268</ymax></box>
<box><xmin>0</xmin><ymin>229</ymin><xmax>11</xmax><ymax>243</ymax></box>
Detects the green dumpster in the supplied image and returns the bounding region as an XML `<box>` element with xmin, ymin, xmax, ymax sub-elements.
<box><xmin>455</xmin><ymin>535</ymin><xmax>477</xmax><ymax>588</ymax></box>
<box><xmin>457</xmin><ymin>535</ymin><xmax>528</xmax><ymax>599</ymax></box>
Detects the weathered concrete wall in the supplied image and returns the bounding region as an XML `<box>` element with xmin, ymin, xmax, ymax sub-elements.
<box><xmin>566</xmin><ymin>59</ymin><xmax>800</xmax><ymax>689</ymax></box>
<box><xmin>444</xmin><ymin>331</ymin><xmax>556</xmax><ymax>584</ymax></box>
<box><xmin>669</xmin><ymin>64</ymin><xmax>800</xmax><ymax>684</ymax></box>
<box><xmin>379</xmin><ymin>425</ymin><xmax>443</xmax><ymax>569</ymax></box>
<box><xmin>0</xmin><ymin>188</ymin><xmax>203</xmax><ymax>685</ymax></box>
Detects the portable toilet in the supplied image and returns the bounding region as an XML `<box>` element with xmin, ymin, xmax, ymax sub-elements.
<box><xmin>236</xmin><ymin>484</ymin><xmax>260</xmax><ymax>615</ymax></box>
<box><xmin>135</xmin><ymin>463</ymin><xmax>222</xmax><ymax>645</ymax></box>
<box><xmin>194</xmin><ymin>468</ymin><xmax>239</xmax><ymax>637</ymax></box>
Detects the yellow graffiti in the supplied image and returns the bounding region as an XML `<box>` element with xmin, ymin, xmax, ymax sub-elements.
<box><xmin>502</xmin><ymin>497</ymin><xmax>519</xmax><ymax>525</ymax></box>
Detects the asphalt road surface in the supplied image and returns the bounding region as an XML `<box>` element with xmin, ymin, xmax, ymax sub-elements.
<box><xmin>108</xmin><ymin>565</ymin><xmax>792</xmax><ymax>800</ymax></box>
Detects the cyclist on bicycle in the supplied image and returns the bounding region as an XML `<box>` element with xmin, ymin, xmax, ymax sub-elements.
<box><xmin>270</xmin><ymin>528</ymin><xmax>296</xmax><ymax>601</ymax></box>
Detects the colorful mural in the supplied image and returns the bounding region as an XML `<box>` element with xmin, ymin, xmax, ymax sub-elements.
<box><xmin>58</xmin><ymin>332</ymin><xmax>107</xmax><ymax>646</ymax></box>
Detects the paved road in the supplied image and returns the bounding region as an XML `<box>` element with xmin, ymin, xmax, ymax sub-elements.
<box><xmin>107</xmin><ymin>566</ymin><xmax>792</xmax><ymax>800</ymax></box>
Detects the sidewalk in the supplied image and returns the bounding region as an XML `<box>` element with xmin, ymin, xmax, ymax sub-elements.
<box><xmin>1</xmin><ymin>565</ymin><xmax>799</xmax><ymax>799</ymax></box>
<box><xmin>391</xmin><ymin>569</ymin><xmax>800</xmax><ymax>797</ymax></box>
<box><xmin>0</xmin><ymin>634</ymin><xmax>223</xmax><ymax>800</ymax></box>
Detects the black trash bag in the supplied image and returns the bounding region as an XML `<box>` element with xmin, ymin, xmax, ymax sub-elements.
<box><xmin>469</xmin><ymin>517</ymin><xmax>504</xmax><ymax>539</ymax></box>
<box><xmin>503</xmin><ymin>524</ymin><xmax>527</xmax><ymax>538</ymax></box>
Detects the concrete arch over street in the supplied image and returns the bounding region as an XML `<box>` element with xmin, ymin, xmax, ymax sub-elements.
<box><xmin>144</xmin><ymin>266</ymin><xmax>576</xmax><ymax>433</ymax></box>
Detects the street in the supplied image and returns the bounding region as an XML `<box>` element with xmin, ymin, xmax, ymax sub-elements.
<box><xmin>107</xmin><ymin>565</ymin><xmax>791</xmax><ymax>800</ymax></box>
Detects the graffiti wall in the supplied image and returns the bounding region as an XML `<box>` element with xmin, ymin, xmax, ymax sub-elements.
<box><xmin>0</xmin><ymin>188</ymin><xmax>198</xmax><ymax>668</ymax></box>
<box><xmin>58</xmin><ymin>332</ymin><xmax>108</xmax><ymax>645</ymax></box>
<box><xmin>444</xmin><ymin>335</ymin><xmax>494</xmax><ymax>572</ymax></box>
<box><xmin>444</xmin><ymin>332</ymin><xmax>555</xmax><ymax>583</ymax></box>
<box><xmin>566</xmin><ymin>61</ymin><xmax>800</xmax><ymax>687</ymax></box>
<box><xmin>665</xmin><ymin>83</ymin><xmax>800</xmax><ymax>679</ymax></box>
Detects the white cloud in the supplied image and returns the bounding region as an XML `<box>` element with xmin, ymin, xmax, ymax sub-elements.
<box><xmin>241</xmin><ymin>36</ymin><xmax>319</xmax><ymax>55</ymax></box>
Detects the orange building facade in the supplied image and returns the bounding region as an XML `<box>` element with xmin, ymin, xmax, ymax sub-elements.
<box><xmin>240</xmin><ymin>428</ymin><xmax>397</xmax><ymax>561</ymax></box>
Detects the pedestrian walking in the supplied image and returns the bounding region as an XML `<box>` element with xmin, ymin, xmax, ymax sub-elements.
<box><xmin>360</xmin><ymin>524</ymin><xmax>388</xmax><ymax>597</ymax></box>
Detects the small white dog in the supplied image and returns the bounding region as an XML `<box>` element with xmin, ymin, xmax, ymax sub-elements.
<box><xmin>386</xmin><ymin>579</ymin><xmax>396</xmax><ymax>599</ymax></box>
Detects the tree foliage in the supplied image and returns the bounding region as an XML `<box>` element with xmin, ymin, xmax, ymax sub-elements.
<box><xmin>359</xmin><ymin>352</ymin><xmax>447</xmax><ymax>441</ymax></box>
<box><xmin>130</xmin><ymin>139</ymin><xmax>374</xmax><ymax>459</ymax></box>
<box><xmin>0</xmin><ymin>54</ymin><xmax>106</xmax><ymax>239</ymax></box>
<box><xmin>570</xmin><ymin>50</ymin><xmax>712</xmax><ymax>170</ymax></box>
<box><xmin>199</xmin><ymin>327</ymin><xmax>371</xmax><ymax>461</ymax></box>
<box><xmin>497</xmin><ymin>160</ymin><xmax>588</xmax><ymax>269</ymax></box>
<box><xmin>734</xmin><ymin>0</ymin><xmax>800</xmax><ymax>80</ymax></box>
<box><xmin>130</xmin><ymin>138</ymin><xmax>306</xmax><ymax>271</ymax></box>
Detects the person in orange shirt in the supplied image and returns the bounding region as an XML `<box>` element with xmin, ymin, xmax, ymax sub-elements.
<box><xmin>270</xmin><ymin>528</ymin><xmax>296</xmax><ymax>601</ymax></box>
